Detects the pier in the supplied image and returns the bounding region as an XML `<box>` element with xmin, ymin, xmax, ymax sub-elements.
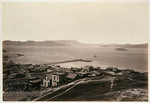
<box><xmin>42</xmin><ymin>59</ymin><xmax>92</xmax><ymax>65</ymax></box>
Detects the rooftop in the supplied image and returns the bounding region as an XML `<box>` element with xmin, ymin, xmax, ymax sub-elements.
<box><xmin>67</xmin><ymin>73</ymin><xmax>77</xmax><ymax>79</ymax></box>
<box><xmin>53</xmin><ymin>73</ymin><xmax>66</xmax><ymax>76</ymax></box>
<box><xmin>45</xmin><ymin>74</ymin><xmax>52</xmax><ymax>80</ymax></box>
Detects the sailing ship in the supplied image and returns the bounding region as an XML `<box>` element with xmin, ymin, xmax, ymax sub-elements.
<box><xmin>94</xmin><ymin>54</ymin><xmax>97</xmax><ymax>58</ymax></box>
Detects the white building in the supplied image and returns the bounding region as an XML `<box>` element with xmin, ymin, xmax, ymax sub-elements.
<box><xmin>41</xmin><ymin>74</ymin><xmax>52</xmax><ymax>87</ymax></box>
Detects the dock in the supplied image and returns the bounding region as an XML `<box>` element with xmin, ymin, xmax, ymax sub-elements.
<box><xmin>42</xmin><ymin>59</ymin><xmax>92</xmax><ymax>65</ymax></box>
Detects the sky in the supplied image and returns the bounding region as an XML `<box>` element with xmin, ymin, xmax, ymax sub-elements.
<box><xmin>2</xmin><ymin>2</ymin><xmax>148</xmax><ymax>44</ymax></box>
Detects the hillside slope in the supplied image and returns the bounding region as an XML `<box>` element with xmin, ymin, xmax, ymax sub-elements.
<box><xmin>3</xmin><ymin>40</ymin><xmax>70</xmax><ymax>46</ymax></box>
<box><xmin>49</xmin><ymin>73</ymin><xmax>148</xmax><ymax>101</ymax></box>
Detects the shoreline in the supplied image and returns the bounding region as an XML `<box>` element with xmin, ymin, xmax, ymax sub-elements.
<box><xmin>3</xmin><ymin>60</ymin><xmax>148</xmax><ymax>101</ymax></box>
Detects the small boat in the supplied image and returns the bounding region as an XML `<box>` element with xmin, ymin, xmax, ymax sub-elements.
<box><xmin>94</xmin><ymin>54</ymin><xmax>97</xmax><ymax>58</ymax></box>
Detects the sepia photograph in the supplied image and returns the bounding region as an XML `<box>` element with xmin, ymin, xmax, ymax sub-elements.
<box><xmin>1</xmin><ymin>0</ymin><xmax>149</xmax><ymax>102</ymax></box>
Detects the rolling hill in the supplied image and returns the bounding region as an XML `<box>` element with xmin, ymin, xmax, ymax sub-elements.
<box><xmin>3</xmin><ymin>40</ymin><xmax>148</xmax><ymax>48</ymax></box>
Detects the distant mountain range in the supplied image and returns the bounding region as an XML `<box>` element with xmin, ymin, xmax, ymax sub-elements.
<box><xmin>55</xmin><ymin>40</ymin><xmax>87</xmax><ymax>46</ymax></box>
<box><xmin>3</xmin><ymin>40</ymin><xmax>69</xmax><ymax>46</ymax></box>
<box><xmin>3</xmin><ymin>40</ymin><xmax>148</xmax><ymax>48</ymax></box>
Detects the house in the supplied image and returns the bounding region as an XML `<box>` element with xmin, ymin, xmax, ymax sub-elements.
<box><xmin>106</xmin><ymin>67</ymin><xmax>121</xmax><ymax>73</ymax></box>
<box><xmin>76</xmin><ymin>72</ymin><xmax>88</xmax><ymax>78</ymax></box>
<box><xmin>52</xmin><ymin>73</ymin><xmax>67</xmax><ymax>86</ymax></box>
<box><xmin>28</xmin><ymin>77</ymin><xmax>41</xmax><ymax>90</ymax></box>
<box><xmin>66</xmin><ymin>73</ymin><xmax>78</xmax><ymax>80</ymax></box>
<box><xmin>41</xmin><ymin>74</ymin><xmax>52</xmax><ymax>87</ymax></box>
<box><xmin>104</xmin><ymin>71</ymin><xmax>116</xmax><ymax>75</ymax></box>
<box><xmin>121</xmin><ymin>69</ymin><xmax>135</xmax><ymax>75</ymax></box>
<box><xmin>88</xmin><ymin>71</ymin><xmax>101</xmax><ymax>77</ymax></box>
<box><xmin>93</xmin><ymin>66</ymin><xmax>101</xmax><ymax>72</ymax></box>
<box><xmin>46</xmin><ymin>66</ymin><xmax>55</xmax><ymax>73</ymax></box>
<box><xmin>61</xmin><ymin>67</ymin><xmax>72</xmax><ymax>73</ymax></box>
<box><xmin>47</xmin><ymin>69</ymin><xmax>54</xmax><ymax>73</ymax></box>
<box><xmin>115</xmin><ymin>72</ymin><xmax>123</xmax><ymax>76</ymax></box>
<box><xmin>29</xmin><ymin>79</ymin><xmax>41</xmax><ymax>90</ymax></box>
<box><xmin>70</xmin><ymin>68</ymin><xmax>81</xmax><ymax>73</ymax></box>
<box><xmin>65</xmin><ymin>69</ymin><xmax>72</xmax><ymax>73</ymax></box>
<box><xmin>82</xmin><ymin>66</ymin><xmax>93</xmax><ymax>72</ymax></box>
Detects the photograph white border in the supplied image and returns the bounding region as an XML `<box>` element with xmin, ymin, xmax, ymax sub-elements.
<box><xmin>0</xmin><ymin>0</ymin><xmax>149</xmax><ymax>103</ymax></box>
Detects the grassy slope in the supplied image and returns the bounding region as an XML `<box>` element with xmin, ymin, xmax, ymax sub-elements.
<box><xmin>50</xmin><ymin>73</ymin><xmax>148</xmax><ymax>101</ymax></box>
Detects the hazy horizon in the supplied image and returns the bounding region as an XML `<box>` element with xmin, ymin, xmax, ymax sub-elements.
<box><xmin>3</xmin><ymin>39</ymin><xmax>148</xmax><ymax>45</ymax></box>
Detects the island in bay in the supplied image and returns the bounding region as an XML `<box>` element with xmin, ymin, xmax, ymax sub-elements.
<box><xmin>115</xmin><ymin>48</ymin><xmax>128</xmax><ymax>51</ymax></box>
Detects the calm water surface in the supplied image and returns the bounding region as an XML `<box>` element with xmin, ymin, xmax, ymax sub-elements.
<box><xmin>3</xmin><ymin>46</ymin><xmax>148</xmax><ymax>72</ymax></box>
